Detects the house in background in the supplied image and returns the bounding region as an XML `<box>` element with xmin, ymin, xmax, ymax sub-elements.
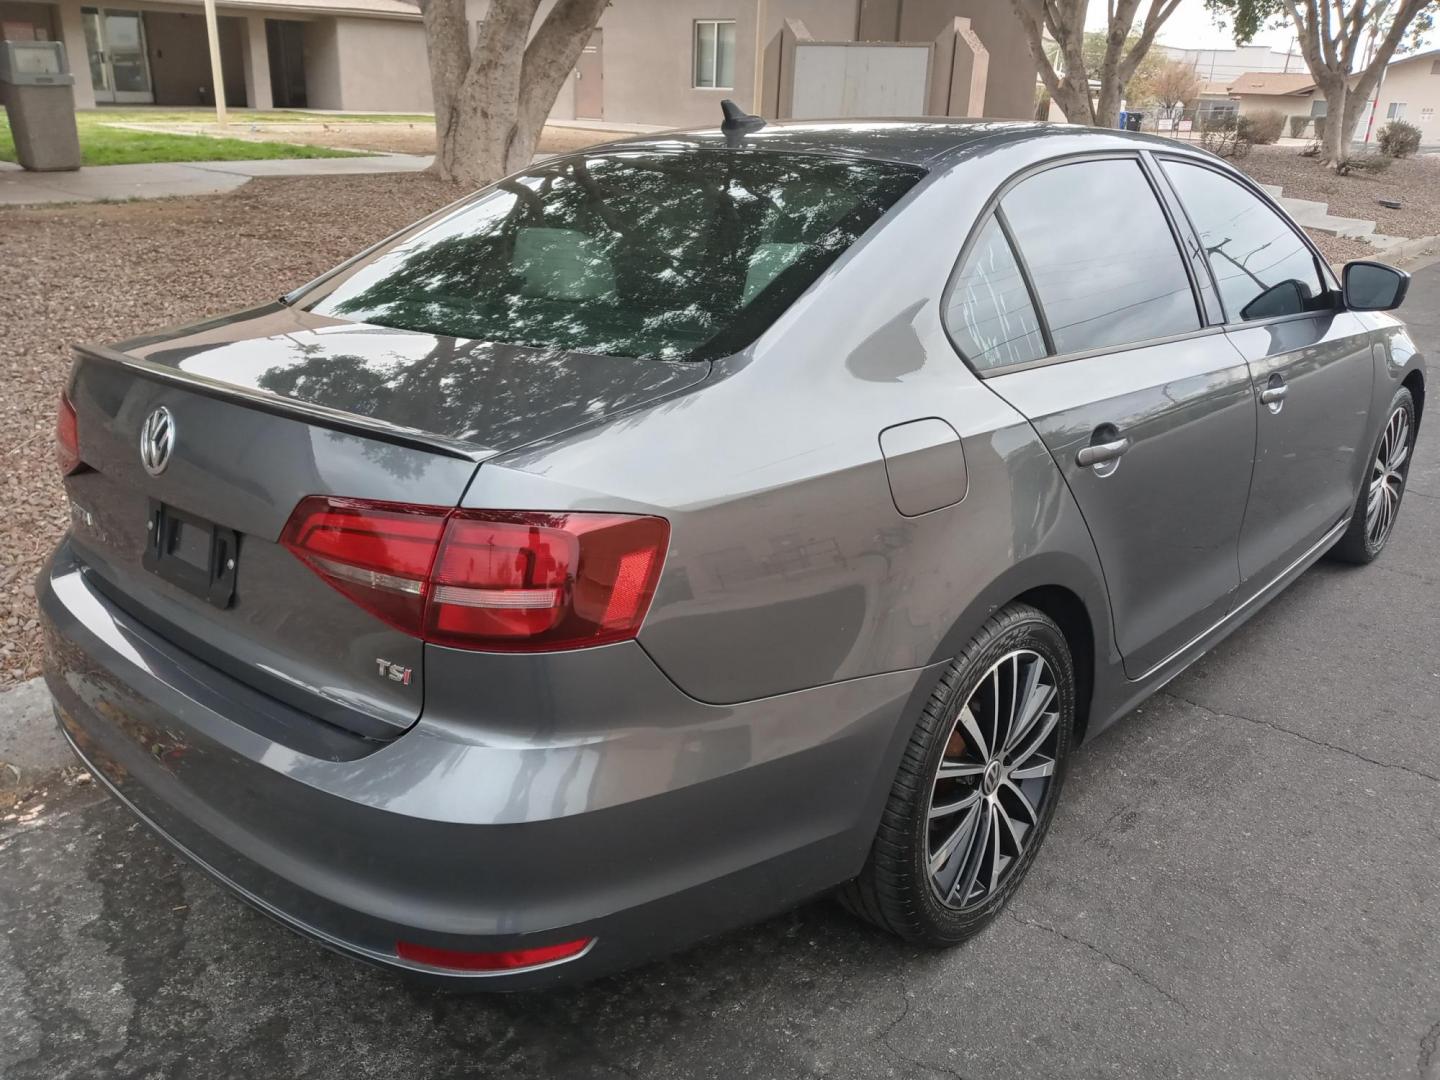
<box><xmin>540</xmin><ymin>0</ymin><xmax>1038</xmax><ymax>129</ymax></box>
<box><xmin>1367</xmin><ymin>47</ymin><xmax>1440</xmax><ymax>143</ymax></box>
<box><xmin>0</xmin><ymin>0</ymin><xmax>1037</xmax><ymax>123</ymax></box>
<box><xmin>1193</xmin><ymin>81</ymin><xmax>1238</xmax><ymax>124</ymax></box>
<box><xmin>0</xmin><ymin>0</ymin><xmax>417</xmax><ymax>111</ymax></box>
<box><xmin>1222</xmin><ymin>48</ymin><xmax>1440</xmax><ymax>144</ymax></box>
<box><xmin>1225</xmin><ymin>71</ymin><xmax>1320</xmax><ymax>126</ymax></box>
<box><xmin>1157</xmin><ymin>42</ymin><xmax>1302</xmax><ymax>85</ymax></box>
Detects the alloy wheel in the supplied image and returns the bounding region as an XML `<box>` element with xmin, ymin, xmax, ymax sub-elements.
<box><xmin>926</xmin><ymin>649</ymin><xmax>1061</xmax><ymax>910</ymax></box>
<box><xmin>1367</xmin><ymin>405</ymin><xmax>1411</xmax><ymax>548</ymax></box>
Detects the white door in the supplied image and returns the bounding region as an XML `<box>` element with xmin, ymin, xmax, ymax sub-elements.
<box><xmin>82</xmin><ymin>8</ymin><xmax>154</xmax><ymax>104</ymax></box>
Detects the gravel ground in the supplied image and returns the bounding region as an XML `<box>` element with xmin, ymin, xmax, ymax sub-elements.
<box><xmin>1240</xmin><ymin>144</ymin><xmax>1440</xmax><ymax>241</ymax></box>
<box><xmin>1304</xmin><ymin>232</ymin><xmax>1378</xmax><ymax>265</ymax></box>
<box><xmin>0</xmin><ymin>174</ymin><xmax>472</xmax><ymax>686</ymax></box>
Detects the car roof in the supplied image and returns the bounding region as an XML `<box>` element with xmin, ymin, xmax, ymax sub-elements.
<box><xmin>582</xmin><ymin>118</ymin><xmax>1192</xmax><ymax>169</ymax></box>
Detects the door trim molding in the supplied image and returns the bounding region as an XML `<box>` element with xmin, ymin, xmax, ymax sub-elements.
<box><xmin>1133</xmin><ymin>514</ymin><xmax>1347</xmax><ymax>683</ymax></box>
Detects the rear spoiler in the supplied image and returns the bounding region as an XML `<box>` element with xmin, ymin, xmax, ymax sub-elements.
<box><xmin>73</xmin><ymin>343</ymin><xmax>495</xmax><ymax>463</ymax></box>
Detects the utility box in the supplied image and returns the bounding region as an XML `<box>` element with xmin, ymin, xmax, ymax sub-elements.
<box><xmin>0</xmin><ymin>41</ymin><xmax>82</xmax><ymax>172</ymax></box>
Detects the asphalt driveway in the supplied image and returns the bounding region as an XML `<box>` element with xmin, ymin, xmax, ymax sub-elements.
<box><xmin>3</xmin><ymin>263</ymin><xmax>1439</xmax><ymax>1080</ymax></box>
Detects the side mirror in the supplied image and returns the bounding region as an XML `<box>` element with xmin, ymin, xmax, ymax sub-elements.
<box><xmin>1239</xmin><ymin>278</ymin><xmax>1309</xmax><ymax>320</ymax></box>
<box><xmin>1343</xmin><ymin>260</ymin><xmax>1409</xmax><ymax>312</ymax></box>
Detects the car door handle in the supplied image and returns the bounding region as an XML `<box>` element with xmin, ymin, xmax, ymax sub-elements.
<box><xmin>1076</xmin><ymin>436</ymin><xmax>1132</xmax><ymax>468</ymax></box>
<box><xmin>1259</xmin><ymin>385</ymin><xmax>1288</xmax><ymax>405</ymax></box>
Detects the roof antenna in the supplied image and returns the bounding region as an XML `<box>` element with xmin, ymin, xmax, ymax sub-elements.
<box><xmin>720</xmin><ymin>99</ymin><xmax>766</xmax><ymax>145</ymax></box>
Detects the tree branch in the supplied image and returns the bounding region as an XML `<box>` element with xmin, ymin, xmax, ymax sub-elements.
<box><xmin>1121</xmin><ymin>0</ymin><xmax>1184</xmax><ymax>81</ymax></box>
<box><xmin>518</xmin><ymin>0</ymin><xmax>611</xmax><ymax>133</ymax></box>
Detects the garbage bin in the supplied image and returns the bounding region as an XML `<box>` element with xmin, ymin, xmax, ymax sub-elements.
<box><xmin>1125</xmin><ymin>112</ymin><xmax>1144</xmax><ymax>132</ymax></box>
<box><xmin>0</xmin><ymin>41</ymin><xmax>81</xmax><ymax>172</ymax></box>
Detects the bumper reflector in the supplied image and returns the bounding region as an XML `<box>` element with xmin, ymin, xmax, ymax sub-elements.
<box><xmin>395</xmin><ymin>937</ymin><xmax>593</xmax><ymax>972</ymax></box>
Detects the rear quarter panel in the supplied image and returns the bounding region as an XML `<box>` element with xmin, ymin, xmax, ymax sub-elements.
<box><xmin>469</xmin><ymin>144</ymin><xmax>1119</xmax><ymax>705</ymax></box>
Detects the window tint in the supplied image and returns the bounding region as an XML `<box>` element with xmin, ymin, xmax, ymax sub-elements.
<box><xmin>1001</xmin><ymin>159</ymin><xmax>1199</xmax><ymax>355</ymax></box>
<box><xmin>309</xmin><ymin>150</ymin><xmax>921</xmax><ymax>361</ymax></box>
<box><xmin>1162</xmin><ymin>160</ymin><xmax>1328</xmax><ymax>322</ymax></box>
<box><xmin>945</xmin><ymin>215</ymin><xmax>1046</xmax><ymax>370</ymax></box>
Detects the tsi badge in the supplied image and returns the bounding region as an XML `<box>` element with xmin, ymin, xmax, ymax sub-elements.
<box><xmin>375</xmin><ymin>658</ymin><xmax>413</xmax><ymax>686</ymax></box>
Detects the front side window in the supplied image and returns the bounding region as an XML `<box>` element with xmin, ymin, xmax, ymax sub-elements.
<box><xmin>694</xmin><ymin>19</ymin><xmax>736</xmax><ymax>89</ymax></box>
<box><xmin>944</xmin><ymin>215</ymin><xmax>1046</xmax><ymax>371</ymax></box>
<box><xmin>308</xmin><ymin>150</ymin><xmax>922</xmax><ymax>361</ymax></box>
<box><xmin>1162</xmin><ymin>160</ymin><xmax>1328</xmax><ymax>322</ymax></box>
<box><xmin>1000</xmin><ymin>158</ymin><xmax>1199</xmax><ymax>356</ymax></box>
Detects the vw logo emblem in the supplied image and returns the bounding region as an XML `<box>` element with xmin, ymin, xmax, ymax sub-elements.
<box><xmin>139</xmin><ymin>406</ymin><xmax>175</xmax><ymax>476</ymax></box>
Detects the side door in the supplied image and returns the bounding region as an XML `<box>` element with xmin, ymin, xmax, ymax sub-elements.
<box><xmin>1159</xmin><ymin>158</ymin><xmax>1375</xmax><ymax>585</ymax></box>
<box><xmin>947</xmin><ymin>154</ymin><xmax>1257</xmax><ymax>678</ymax></box>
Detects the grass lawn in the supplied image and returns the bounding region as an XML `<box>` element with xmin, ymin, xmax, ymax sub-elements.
<box><xmin>0</xmin><ymin>110</ymin><xmax>373</xmax><ymax>166</ymax></box>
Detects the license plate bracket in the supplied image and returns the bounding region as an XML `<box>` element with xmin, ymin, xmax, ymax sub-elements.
<box><xmin>142</xmin><ymin>500</ymin><xmax>240</xmax><ymax>609</ymax></box>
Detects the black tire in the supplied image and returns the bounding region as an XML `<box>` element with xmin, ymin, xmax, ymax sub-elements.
<box><xmin>1330</xmin><ymin>386</ymin><xmax>1416</xmax><ymax>565</ymax></box>
<box><xmin>839</xmin><ymin>603</ymin><xmax>1075</xmax><ymax>945</ymax></box>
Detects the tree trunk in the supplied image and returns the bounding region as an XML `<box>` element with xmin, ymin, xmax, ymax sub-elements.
<box><xmin>1321</xmin><ymin>79</ymin><xmax>1347</xmax><ymax>167</ymax></box>
<box><xmin>1275</xmin><ymin>0</ymin><xmax>1433</xmax><ymax>169</ymax></box>
<box><xmin>1050</xmin><ymin>80</ymin><xmax>1096</xmax><ymax>124</ymax></box>
<box><xmin>421</xmin><ymin>0</ymin><xmax>609</xmax><ymax>189</ymax></box>
<box><xmin>1339</xmin><ymin>84</ymin><xmax>1374</xmax><ymax>159</ymax></box>
<box><xmin>1093</xmin><ymin>83</ymin><xmax>1123</xmax><ymax>129</ymax></box>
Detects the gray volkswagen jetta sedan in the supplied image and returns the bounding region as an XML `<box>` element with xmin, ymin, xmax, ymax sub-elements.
<box><xmin>40</xmin><ymin>118</ymin><xmax>1424</xmax><ymax>988</ymax></box>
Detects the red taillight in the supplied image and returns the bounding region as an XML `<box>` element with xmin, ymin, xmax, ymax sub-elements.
<box><xmin>279</xmin><ymin>498</ymin><xmax>448</xmax><ymax>635</ymax></box>
<box><xmin>279</xmin><ymin>497</ymin><xmax>669</xmax><ymax>652</ymax></box>
<box><xmin>395</xmin><ymin>937</ymin><xmax>592</xmax><ymax>972</ymax></box>
<box><xmin>56</xmin><ymin>392</ymin><xmax>81</xmax><ymax>476</ymax></box>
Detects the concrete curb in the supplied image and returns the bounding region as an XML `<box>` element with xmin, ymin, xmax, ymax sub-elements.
<box><xmin>1382</xmin><ymin>234</ymin><xmax>1440</xmax><ymax>270</ymax></box>
<box><xmin>0</xmin><ymin>677</ymin><xmax>68</xmax><ymax>800</ymax></box>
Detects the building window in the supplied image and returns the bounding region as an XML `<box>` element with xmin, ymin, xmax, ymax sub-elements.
<box><xmin>1197</xmin><ymin>100</ymin><xmax>1237</xmax><ymax>122</ymax></box>
<box><xmin>1387</xmin><ymin>101</ymin><xmax>1407</xmax><ymax>120</ymax></box>
<box><xmin>694</xmin><ymin>19</ymin><xmax>736</xmax><ymax>89</ymax></box>
<box><xmin>1309</xmin><ymin>99</ymin><xmax>1327</xmax><ymax>117</ymax></box>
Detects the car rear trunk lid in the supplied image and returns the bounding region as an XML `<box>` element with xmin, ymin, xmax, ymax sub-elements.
<box><xmin>63</xmin><ymin>303</ymin><xmax>709</xmax><ymax>740</ymax></box>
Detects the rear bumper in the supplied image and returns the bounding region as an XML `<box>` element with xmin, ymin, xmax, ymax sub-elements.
<box><xmin>39</xmin><ymin>540</ymin><xmax>936</xmax><ymax>989</ymax></box>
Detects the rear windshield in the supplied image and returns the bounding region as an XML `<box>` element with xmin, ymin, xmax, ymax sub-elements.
<box><xmin>306</xmin><ymin>149</ymin><xmax>923</xmax><ymax>361</ymax></box>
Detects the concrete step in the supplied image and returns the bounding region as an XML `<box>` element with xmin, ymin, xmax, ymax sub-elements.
<box><xmin>1278</xmin><ymin>195</ymin><xmax>1378</xmax><ymax>238</ymax></box>
<box><xmin>1309</xmin><ymin>215</ymin><xmax>1378</xmax><ymax>238</ymax></box>
<box><xmin>1279</xmin><ymin>196</ymin><xmax>1331</xmax><ymax>219</ymax></box>
<box><xmin>1260</xmin><ymin>183</ymin><xmax>1285</xmax><ymax>198</ymax></box>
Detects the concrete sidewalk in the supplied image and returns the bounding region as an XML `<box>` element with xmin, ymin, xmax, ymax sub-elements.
<box><xmin>0</xmin><ymin>678</ymin><xmax>66</xmax><ymax>806</ymax></box>
<box><xmin>0</xmin><ymin>153</ymin><xmax>433</xmax><ymax>208</ymax></box>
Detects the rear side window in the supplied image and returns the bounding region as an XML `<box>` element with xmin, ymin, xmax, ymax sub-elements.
<box><xmin>945</xmin><ymin>215</ymin><xmax>1047</xmax><ymax>371</ymax></box>
<box><xmin>307</xmin><ymin>150</ymin><xmax>922</xmax><ymax>361</ymax></box>
<box><xmin>1001</xmin><ymin>159</ymin><xmax>1200</xmax><ymax>355</ymax></box>
<box><xmin>1162</xmin><ymin>160</ymin><xmax>1328</xmax><ymax>322</ymax></box>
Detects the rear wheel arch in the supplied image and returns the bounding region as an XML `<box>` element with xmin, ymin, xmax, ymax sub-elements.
<box><xmin>926</xmin><ymin>557</ymin><xmax>1108</xmax><ymax>748</ymax></box>
<box><xmin>1013</xmin><ymin>585</ymin><xmax>1096</xmax><ymax>744</ymax></box>
<box><xmin>1402</xmin><ymin>367</ymin><xmax>1424</xmax><ymax>426</ymax></box>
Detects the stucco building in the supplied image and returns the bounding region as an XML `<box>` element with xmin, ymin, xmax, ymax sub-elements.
<box><xmin>1225</xmin><ymin>71</ymin><xmax>1322</xmax><ymax>126</ymax></box>
<box><xmin>0</xmin><ymin>0</ymin><xmax>1036</xmax><ymax>122</ymax></box>
<box><xmin>1367</xmin><ymin>47</ymin><xmax>1440</xmax><ymax>143</ymax></box>
<box><xmin>1222</xmin><ymin>49</ymin><xmax>1440</xmax><ymax>145</ymax></box>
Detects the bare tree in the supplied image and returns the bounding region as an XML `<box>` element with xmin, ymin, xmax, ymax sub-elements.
<box><xmin>420</xmin><ymin>0</ymin><xmax>610</xmax><ymax>187</ymax></box>
<box><xmin>1147</xmin><ymin>57</ymin><xmax>1206</xmax><ymax>109</ymax></box>
<box><xmin>1207</xmin><ymin>0</ymin><xmax>1438</xmax><ymax>167</ymax></box>
<box><xmin>1009</xmin><ymin>0</ymin><xmax>1186</xmax><ymax>127</ymax></box>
